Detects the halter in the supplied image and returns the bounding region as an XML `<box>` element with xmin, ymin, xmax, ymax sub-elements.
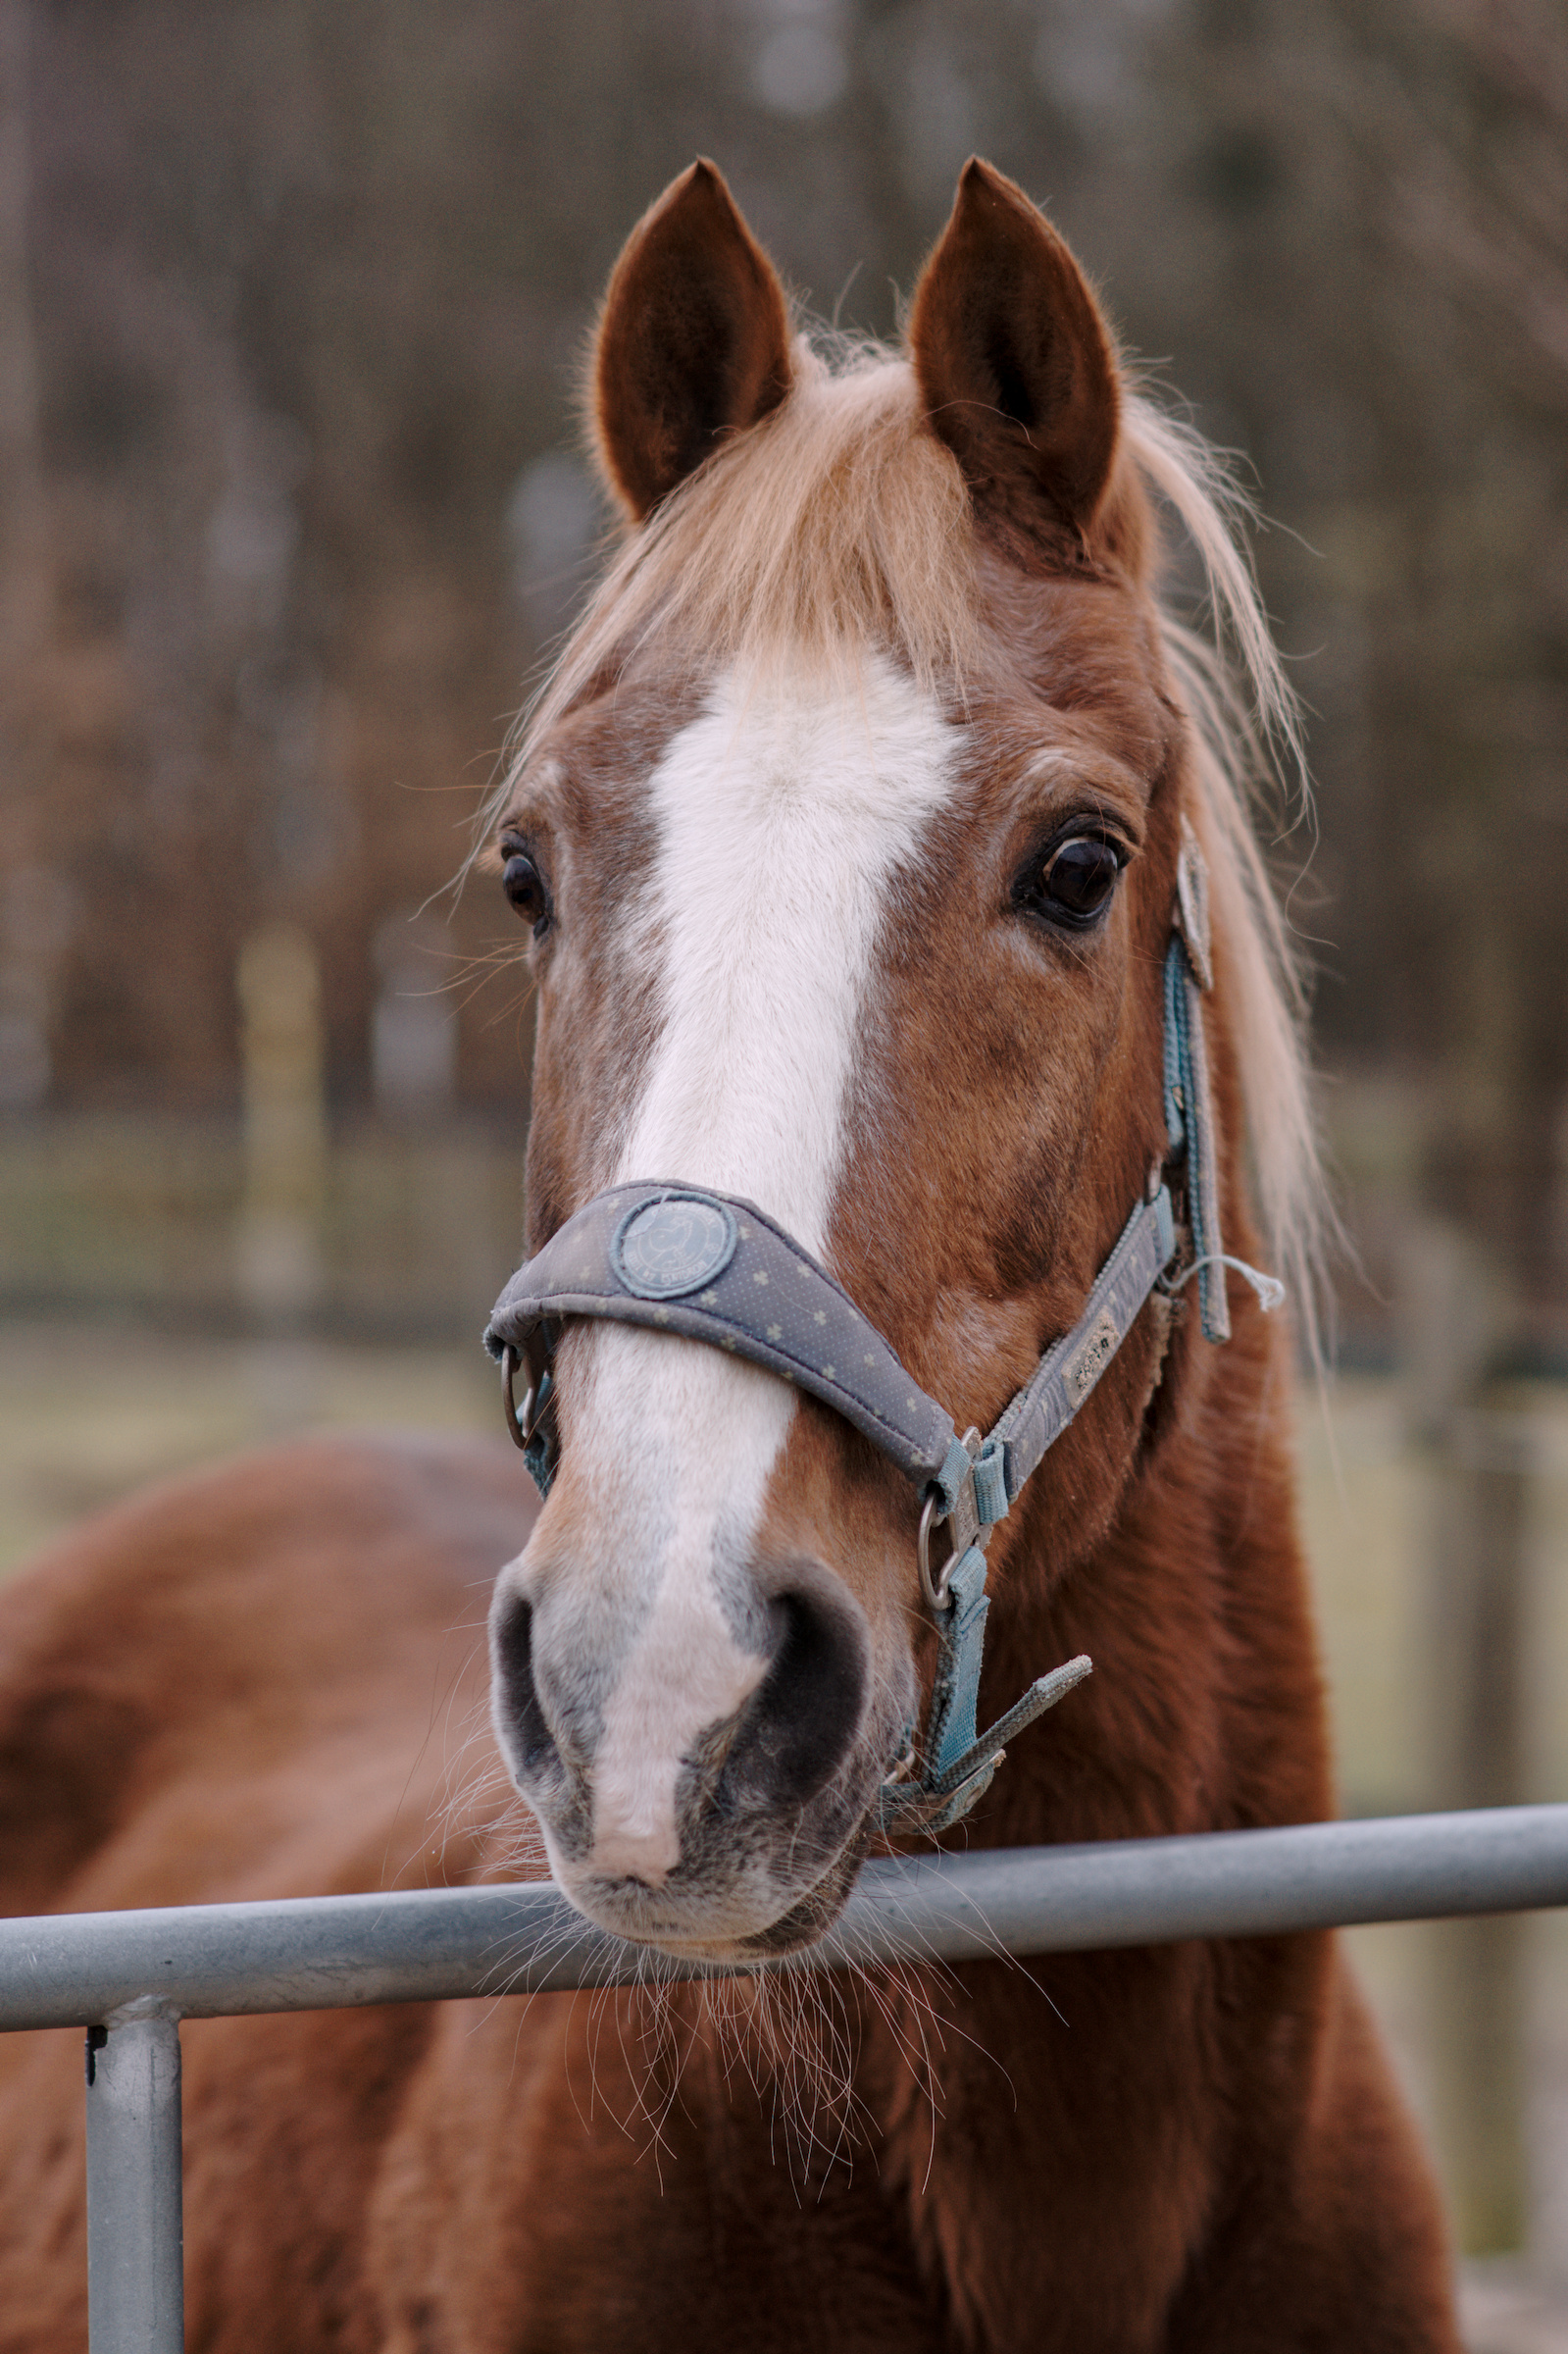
<box><xmin>484</xmin><ymin>822</ymin><xmax>1282</xmax><ymax>1834</ymax></box>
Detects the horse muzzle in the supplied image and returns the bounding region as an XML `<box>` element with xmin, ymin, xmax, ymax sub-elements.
<box><xmin>488</xmin><ymin>1538</ymin><xmax>902</xmax><ymax>1952</ymax></box>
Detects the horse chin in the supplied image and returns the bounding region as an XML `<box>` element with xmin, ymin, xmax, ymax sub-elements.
<box><xmin>719</xmin><ymin>1842</ymin><xmax>869</xmax><ymax>1961</ymax></box>
<box><xmin>551</xmin><ymin>1817</ymin><xmax>874</xmax><ymax>1966</ymax></box>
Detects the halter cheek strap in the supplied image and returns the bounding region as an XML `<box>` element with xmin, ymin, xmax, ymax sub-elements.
<box><xmin>483</xmin><ymin>828</ymin><xmax>1278</xmax><ymax>1833</ymax></box>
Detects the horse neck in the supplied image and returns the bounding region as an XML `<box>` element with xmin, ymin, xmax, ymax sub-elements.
<box><xmin>839</xmin><ymin>1315</ymin><xmax>1337</xmax><ymax>2352</ymax></box>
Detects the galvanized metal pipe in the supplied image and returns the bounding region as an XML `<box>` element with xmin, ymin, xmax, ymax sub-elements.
<box><xmin>0</xmin><ymin>1805</ymin><xmax>1564</xmax><ymax>2034</ymax></box>
<box><xmin>84</xmin><ymin>2011</ymin><xmax>182</xmax><ymax>2354</ymax></box>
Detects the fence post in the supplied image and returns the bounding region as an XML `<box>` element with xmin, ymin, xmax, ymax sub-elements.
<box><xmin>1405</xmin><ymin>1216</ymin><xmax>1530</xmax><ymax>2254</ymax></box>
<box><xmin>85</xmin><ymin>2012</ymin><xmax>183</xmax><ymax>2354</ymax></box>
<box><xmin>235</xmin><ymin>924</ymin><xmax>327</xmax><ymax>1328</ymax></box>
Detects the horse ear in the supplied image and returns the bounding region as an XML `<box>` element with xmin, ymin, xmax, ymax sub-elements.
<box><xmin>909</xmin><ymin>159</ymin><xmax>1120</xmax><ymax>543</ymax></box>
<box><xmin>592</xmin><ymin>161</ymin><xmax>793</xmax><ymax>521</ymax></box>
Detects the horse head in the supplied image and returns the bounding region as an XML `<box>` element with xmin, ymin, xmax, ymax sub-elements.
<box><xmin>482</xmin><ymin>159</ymin><xmax>1315</xmax><ymax>1963</ymax></box>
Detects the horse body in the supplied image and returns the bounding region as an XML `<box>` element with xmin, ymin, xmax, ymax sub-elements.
<box><xmin>0</xmin><ymin>160</ymin><xmax>1461</xmax><ymax>2347</ymax></box>
<box><xmin>0</xmin><ymin>1421</ymin><xmax>1449</xmax><ymax>2351</ymax></box>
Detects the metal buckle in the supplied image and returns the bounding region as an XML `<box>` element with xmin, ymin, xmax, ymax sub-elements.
<box><xmin>500</xmin><ymin>1344</ymin><xmax>531</xmax><ymax>1452</ymax></box>
<box><xmin>917</xmin><ymin>1425</ymin><xmax>983</xmax><ymax>1612</ymax></box>
<box><xmin>500</xmin><ymin>1333</ymin><xmax>552</xmax><ymax>1454</ymax></box>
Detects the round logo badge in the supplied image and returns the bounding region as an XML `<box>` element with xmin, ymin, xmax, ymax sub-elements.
<box><xmin>611</xmin><ymin>1194</ymin><xmax>737</xmax><ymax>1301</ymax></box>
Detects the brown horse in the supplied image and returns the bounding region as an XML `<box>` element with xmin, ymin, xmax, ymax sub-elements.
<box><xmin>0</xmin><ymin>161</ymin><xmax>1461</xmax><ymax>2350</ymax></box>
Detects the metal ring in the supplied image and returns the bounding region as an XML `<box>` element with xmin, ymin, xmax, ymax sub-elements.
<box><xmin>917</xmin><ymin>1492</ymin><xmax>955</xmax><ymax>1614</ymax></box>
<box><xmin>500</xmin><ymin>1345</ymin><xmax>533</xmax><ymax>1454</ymax></box>
<box><xmin>879</xmin><ymin>1728</ymin><xmax>918</xmax><ymax>1791</ymax></box>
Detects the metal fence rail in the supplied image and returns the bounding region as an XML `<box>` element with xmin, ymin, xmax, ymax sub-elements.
<box><xmin>6</xmin><ymin>1804</ymin><xmax>1568</xmax><ymax>2353</ymax></box>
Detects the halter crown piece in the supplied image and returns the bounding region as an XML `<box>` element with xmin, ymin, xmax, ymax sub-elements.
<box><xmin>484</xmin><ymin>822</ymin><xmax>1281</xmax><ymax>1834</ymax></box>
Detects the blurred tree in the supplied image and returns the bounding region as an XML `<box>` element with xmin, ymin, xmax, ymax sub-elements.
<box><xmin>4</xmin><ymin>0</ymin><xmax>1564</xmax><ymax>1326</ymax></box>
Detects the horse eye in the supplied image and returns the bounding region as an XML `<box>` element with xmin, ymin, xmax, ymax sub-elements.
<box><xmin>1038</xmin><ymin>836</ymin><xmax>1122</xmax><ymax>924</ymax></box>
<box><xmin>502</xmin><ymin>851</ymin><xmax>550</xmax><ymax>934</ymax></box>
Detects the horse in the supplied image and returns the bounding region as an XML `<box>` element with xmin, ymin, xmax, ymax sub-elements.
<box><xmin>0</xmin><ymin>159</ymin><xmax>1462</xmax><ymax>2350</ymax></box>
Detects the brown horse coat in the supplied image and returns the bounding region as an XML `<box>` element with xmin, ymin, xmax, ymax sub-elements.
<box><xmin>0</xmin><ymin>160</ymin><xmax>1462</xmax><ymax>2351</ymax></box>
<box><xmin>0</xmin><ymin>1416</ymin><xmax>1456</xmax><ymax>2352</ymax></box>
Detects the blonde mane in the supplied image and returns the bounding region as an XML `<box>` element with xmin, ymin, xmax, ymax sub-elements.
<box><xmin>497</xmin><ymin>338</ymin><xmax>1327</xmax><ymax>1340</ymax></box>
<box><xmin>533</xmin><ymin>339</ymin><xmax>980</xmax><ymax>715</ymax></box>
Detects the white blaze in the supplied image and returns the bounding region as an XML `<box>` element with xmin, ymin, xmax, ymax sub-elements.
<box><xmin>567</xmin><ymin>654</ymin><xmax>956</xmax><ymax>1883</ymax></box>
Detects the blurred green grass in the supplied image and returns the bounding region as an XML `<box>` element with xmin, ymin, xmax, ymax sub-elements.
<box><xmin>0</xmin><ymin>1320</ymin><xmax>499</xmax><ymax>1571</ymax></box>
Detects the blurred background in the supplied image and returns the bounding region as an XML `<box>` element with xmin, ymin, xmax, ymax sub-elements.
<box><xmin>0</xmin><ymin>0</ymin><xmax>1565</xmax><ymax>2332</ymax></box>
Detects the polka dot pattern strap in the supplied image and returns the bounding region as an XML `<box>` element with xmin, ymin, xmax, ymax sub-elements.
<box><xmin>485</xmin><ymin>1181</ymin><xmax>958</xmax><ymax>1495</ymax></box>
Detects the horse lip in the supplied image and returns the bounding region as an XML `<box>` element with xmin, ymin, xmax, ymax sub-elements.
<box><xmin>535</xmin><ymin>1679</ymin><xmax>907</xmax><ymax>1960</ymax></box>
<box><xmin>726</xmin><ymin>1844</ymin><xmax>867</xmax><ymax>1958</ymax></box>
<box><xmin>556</xmin><ymin>1820</ymin><xmax>871</xmax><ymax>1964</ymax></box>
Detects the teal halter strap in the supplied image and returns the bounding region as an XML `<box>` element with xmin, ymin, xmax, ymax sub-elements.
<box><xmin>885</xmin><ymin>1185</ymin><xmax>1175</xmax><ymax>1832</ymax></box>
<box><xmin>881</xmin><ymin>821</ymin><xmax>1260</xmax><ymax>1828</ymax></box>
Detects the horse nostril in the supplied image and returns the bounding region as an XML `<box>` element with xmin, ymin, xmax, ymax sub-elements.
<box><xmin>488</xmin><ymin>1588</ymin><xmax>558</xmax><ymax>1780</ymax></box>
<box><xmin>727</xmin><ymin>1571</ymin><xmax>870</xmax><ymax>1810</ymax></box>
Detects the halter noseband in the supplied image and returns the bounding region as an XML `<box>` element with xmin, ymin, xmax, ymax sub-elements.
<box><xmin>484</xmin><ymin>823</ymin><xmax>1281</xmax><ymax>1834</ymax></box>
